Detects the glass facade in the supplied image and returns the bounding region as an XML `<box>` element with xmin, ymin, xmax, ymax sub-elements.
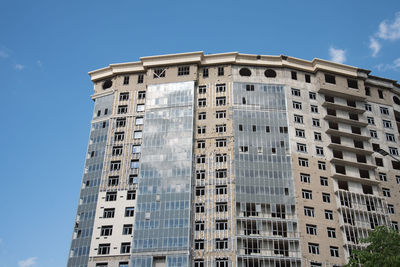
<box><xmin>131</xmin><ymin>81</ymin><xmax>194</xmax><ymax>266</ymax></box>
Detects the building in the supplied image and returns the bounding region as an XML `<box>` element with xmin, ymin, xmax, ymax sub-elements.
<box><xmin>67</xmin><ymin>52</ymin><xmax>400</xmax><ymax>267</ymax></box>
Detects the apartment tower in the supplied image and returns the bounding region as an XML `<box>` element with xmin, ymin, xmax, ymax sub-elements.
<box><xmin>67</xmin><ymin>52</ymin><xmax>400</xmax><ymax>267</ymax></box>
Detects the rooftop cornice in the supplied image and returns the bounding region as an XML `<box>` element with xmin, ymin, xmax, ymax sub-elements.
<box><xmin>88</xmin><ymin>51</ymin><xmax>398</xmax><ymax>86</ymax></box>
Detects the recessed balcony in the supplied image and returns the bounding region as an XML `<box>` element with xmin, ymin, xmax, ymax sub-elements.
<box><xmin>318</xmin><ymin>87</ymin><xmax>366</xmax><ymax>101</ymax></box>
<box><xmin>324</xmin><ymin>115</ymin><xmax>368</xmax><ymax>127</ymax></box>
<box><xmin>330</xmin><ymin>158</ymin><xmax>376</xmax><ymax>170</ymax></box>
<box><xmin>332</xmin><ymin>173</ymin><xmax>379</xmax><ymax>185</ymax></box>
<box><xmin>328</xmin><ymin>143</ymin><xmax>373</xmax><ymax>155</ymax></box>
<box><xmin>326</xmin><ymin>129</ymin><xmax>370</xmax><ymax>141</ymax></box>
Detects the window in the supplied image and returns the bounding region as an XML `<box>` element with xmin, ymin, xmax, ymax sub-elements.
<box><xmin>239</xmin><ymin>146</ymin><xmax>249</xmax><ymax>153</ymax></box>
<box><xmin>297</xmin><ymin>143</ymin><xmax>307</xmax><ymax>153</ymax></box>
<box><xmin>306</xmin><ymin>224</ymin><xmax>317</xmax><ymax>235</ymax></box>
<box><xmin>291</xmin><ymin>71</ymin><xmax>297</xmax><ymax>80</ymax></box>
<box><xmin>304</xmin><ymin>207</ymin><xmax>315</xmax><ymax>217</ymax></box>
<box><xmin>103</xmin><ymin>208</ymin><xmax>115</xmax><ymax>218</ymax></box>
<box><xmin>216</xmin><ymin>169</ymin><xmax>227</xmax><ymax>178</ymax></box>
<box><xmin>196</xmin><ymin>187</ymin><xmax>205</xmax><ymax>196</ymax></box>
<box><xmin>194</xmin><ymin>260</ymin><xmax>204</xmax><ymax>267</ymax></box>
<box><xmin>197</xmin><ymin>126</ymin><xmax>206</xmax><ymax>134</ymax></box>
<box><xmin>197</xmin><ymin>155</ymin><xmax>206</xmax><ymax>164</ymax></box>
<box><xmin>382</xmin><ymin>188</ymin><xmax>391</xmax><ymax>197</ymax></box>
<box><xmin>389</xmin><ymin>147</ymin><xmax>399</xmax><ymax>155</ymax></box>
<box><xmin>119</xmin><ymin>262</ymin><xmax>129</xmax><ymax>267</ymax></box>
<box><xmin>388</xmin><ymin>204</ymin><xmax>395</xmax><ymax>214</ymax></box>
<box><xmin>216</xmin><ymin>110</ymin><xmax>226</xmax><ymax>119</ymax></box>
<box><xmin>216</xmin><ymin>219</ymin><xmax>228</xmax><ymax>230</ymax></box>
<box><xmin>122</xmin><ymin>224</ymin><xmax>133</xmax><ymax>235</ymax></box>
<box><xmin>265</xmin><ymin>69</ymin><xmax>277</xmax><ymax>78</ymax></box>
<box><xmin>120</xmin><ymin>242</ymin><xmax>131</xmax><ymax>254</ymax></box>
<box><xmin>137</xmin><ymin>74</ymin><xmax>144</xmax><ymax>84</ymax></box>
<box><xmin>98</xmin><ymin>244</ymin><xmax>110</xmax><ymax>255</ymax></box>
<box><xmin>216</xmin><ymin>139</ymin><xmax>227</xmax><ymax>147</ymax></box>
<box><xmin>218</xmin><ymin>67</ymin><xmax>224</xmax><ymax>76</ymax></box>
<box><xmin>279</xmin><ymin>126</ymin><xmax>288</xmax><ymax>133</ymax></box>
<box><xmin>308</xmin><ymin>243</ymin><xmax>320</xmax><ymax>254</ymax></box>
<box><xmin>116</xmin><ymin>118</ymin><xmax>126</xmax><ymax>127</ymax></box>
<box><xmin>195</xmin><ymin>221</ymin><xmax>205</xmax><ymax>231</ymax></box>
<box><xmin>96</xmin><ymin>263</ymin><xmax>107</xmax><ymax>267</ymax></box>
<box><xmin>198</xmin><ymin>98</ymin><xmax>207</xmax><ymax>107</ymax></box>
<box><xmin>216</xmin><ymin>202</ymin><xmax>227</xmax><ymax>212</ymax></box>
<box><xmin>396</xmin><ymin>176</ymin><xmax>400</xmax><ymax>184</ymax></box>
<box><xmin>138</xmin><ymin>91</ymin><xmax>146</xmax><ymax>100</ymax></box>
<box><xmin>370</xmin><ymin>130</ymin><xmax>378</xmax><ymax>138</ymax></box>
<box><xmin>112</xmin><ymin>146</ymin><xmax>123</xmax><ymax>156</ymax></box>
<box><xmin>378</xmin><ymin>89</ymin><xmax>384</xmax><ymax>99</ymax></box>
<box><xmin>216</xmin><ymin>238</ymin><xmax>228</xmax><ymax>249</ymax></box>
<box><xmin>312</xmin><ymin>118</ymin><xmax>320</xmax><ymax>127</ymax></box>
<box><xmin>135</xmin><ymin>117</ymin><xmax>143</xmax><ymax>125</ymax></box>
<box><xmin>130</xmin><ymin>159</ymin><xmax>139</xmax><ymax>169</ymax></box>
<box><xmin>294</xmin><ymin>114</ymin><xmax>304</xmax><ymax>124</ymax></box>
<box><xmin>198</xmin><ymin>112</ymin><xmax>206</xmax><ymax>120</ymax></box>
<box><xmin>302</xmin><ymin>189</ymin><xmax>313</xmax><ymax>199</ymax></box>
<box><xmin>294</xmin><ymin>129</ymin><xmax>305</xmax><ymax>138</ymax></box>
<box><xmin>216</xmin><ymin>124</ymin><xmax>226</xmax><ymax>133</ymax></box>
<box><xmin>106</xmin><ymin>191</ymin><xmax>117</xmax><ymax>201</ymax></box>
<box><xmin>128</xmin><ymin>175</ymin><xmax>137</xmax><ymax>185</ymax></box>
<box><xmin>195</xmin><ymin>239</ymin><xmax>204</xmax><ymax>250</ymax></box>
<box><xmin>318</xmin><ymin>161</ymin><xmax>326</xmax><ymax>170</ymax></box>
<box><xmin>376</xmin><ymin>157</ymin><xmax>384</xmax><ymax>167</ymax></box>
<box><xmin>300</xmin><ymin>173</ymin><xmax>310</xmax><ymax>183</ymax></box>
<box><xmin>330</xmin><ymin>246</ymin><xmax>339</xmax><ymax>257</ymax></box>
<box><xmin>325</xmin><ymin>74</ymin><xmax>336</xmax><ymax>84</ymax></box>
<box><xmin>110</xmin><ymin>161</ymin><xmax>121</xmax><ymax>171</ymax></box>
<box><xmin>153</xmin><ymin>68</ymin><xmax>166</xmax><ymax>78</ymax></box>
<box><xmin>365</xmin><ymin>103</ymin><xmax>372</xmax><ymax>111</ymax></box>
<box><xmin>298</xmin><ymin>158</ymin><xmax>309</xmax><ymax>167</ymax></box>
<box><xmin>120</xmin><ymin>92</ymin><xmax>129</xmax><ymax>100</ymax></box>
<box><xmin>216</xmin><ymin>185</ymin><xmax>227</xmax><ymax>195</ymax></box>
<box><xmin>125</xmin><ymin>207</ymin><xmax>134</xmax><ymax>217</ymax></box>
<box><xmin>198</xmin><ymin>85</ymin><xmax>206</xmax><ymax>94</ymax></box>
<box><xmin>311</xmin><ymin>105</ymin><xmax>318</xmax><ymax>113</ymax></box>
<box><xmin>178</xmin><ymin>66</ymin><xmax>189</xmax><ymax>76</ymax></box>
<box><xmin>127</xmin><ymin>190</ymin><xmax>136</xmax><ymax>200</ymax></box>
<box><xmin>197</xmin><ymin>140</ymin><xmax>205</xmax><ymax>149</ymax></box>
<box><xmin>325</xmin><ymin>210</ymin><xmax>333</xmax><ymax>220</ymax></box>
<box><xmin>293</xmin><ymin>101</ymin><xmax>302</xmax><ymax>109</ymax></box>
<box><xmin>133</xmin><ymin>131</ymin><xmax>142</xmax><ymax>139</ymax></box>
<box><xmin>314</xmin><ymin>132</ymin><xmax>322</xmax><ymax>141</ymax></box>
<box><xmin>392</xmin><ymin>222</ymin><xmax>399</xmax><ymax>232</ymax></box>
<box><xmin>196</xmin><ymin>170</ymin><xmax>206</xmax><ymax>179</ymax></box>
<box><xmin>316</xmin><ymin>146</ymin><xmax>324</xmax><ymax>156</ymax></box>
<box><xmin>309</xmin><ymin>92</ymin><xmax>316</xmax><ymax>100</ymax></box>
<box><xmin>320</xmin><ymin>177</ymin><xmax>328</xmax><ymax>186</ymax></box>
<box><xmin>383</xmin><ymin>120</ymin><xmax>393</xmax><ymax>128</ymax></box>
<box><xmin>101</xmin><ymin>225</ymin><xmax>113</xmax><ymax>236</ymax></box>
<box><xmin>386</xmin><ymin>133</ymin><xmax>396</xmax><ymax>142</ymax></box>
<box><xmin>322</xmin><ymin>193</ymin><xmax>331</xmax><ymax>203</ymax></box>
<box><xmin>136</xmin><ymin>104</ymin><xmax>145</xmax><ymax>112</ymax></box>
<box><xmin>246</xmin><ymin>84</ymin><xmax>254</xmax><ymax>91</ymax></box>
<box><xmin>291</xmin><ymin>88</ymin><xmax>301</xmax><ymax>96</ymax></box>
<box><xmin>216</xmin><ymin>154</ymin><xmax>227</xmax><ymax>163</ymax></box>
<box><xmin>108</xmin><ymin>175</ymin><xmax>119</xmax><ymax>186</ymax></box>
<box><xmin>365</xmin><ymin>86</ymin><xmax>370</xmax><ymax>96</ymax></box>
<box><xmin>380</xmin><ymin>107</ymin><xmax>389</xmax><ymax>115</ymax></box>
<box><xmin>216</xmin><ymin>97</ymin><xmax>226</xmax><ymax>106</ymax></box>
<box><xmin>347</xmin><ymin>79</ymin><xmax>358</xmax><ymax>89</ymax></box>
<box><xmin>305</xmin><ymin>74</ymin><xmax>311</xmax><ymax>83</ymax></box>
<box><xmin>327</xmin><ymin>228</ymin><xmax>336</xmax><ymax>238</ymax></box>
<box><xmin>203</xmin><ymin>68</ymin><xmax>209</xmax><ymax>77</ymax></box>
<box><xmin>117</xmin><ymin>105</ymin><xmax>128</xmax><ymax>114</ymax></box>
<box><xmin>216</xmin><ymin>258</ymin><xmax>228</xmax><ymax>267</ymax></box>
<box><xmin>367</xmin><ymin>117</ymin><xmax>375</xmax><ymax>125</ymax></box>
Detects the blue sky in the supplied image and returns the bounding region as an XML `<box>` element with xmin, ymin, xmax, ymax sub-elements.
<box><xmin>0</xmin><ymin>1</ymin><xmax>399</xmax><ymax>266</ymax></box>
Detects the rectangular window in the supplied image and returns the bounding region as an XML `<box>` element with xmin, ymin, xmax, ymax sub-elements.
<box><xmin>367</xmin><ymin>117</ymin><xmax>375</xmax><ymax>125</ymax></box>
<box><xmin>137</xmin><ymin>74</ymin><xmax>144</xmax><ymax>84</ymax></box>
<box><xmin>325</xmin><ymin>74</ymin><xmax>336</xmax><ymax>84</ymax></box>
<box><xmin>246</xmin><ymin>84</ymin><xmax>254</xmax><ymax>91</ymax></box>
<box><xmin>198</xmin><ymin>98</ymin><xmax>206</xmax><ymax>107</ymax></box>
<box><xmin>124</xmin><ymin>207</ymin><xmax>134</xmax><ymax>217</ymax></box>
<box><xmin>295</xmin><ymin>128</ymin><xmax>305</xmax><ymax>138</ymax></box>
<box><xmin>196</xmin><ymin>170</ymin><xmax>205</xmax><ymax>180</ymax></box>
<box><xmin>197</xmin><ymin>140</ymin><xmax>205</xmax><ymax>149</ymax></box>
<box><xmin>309</xmin><ymin>93</ymin><xmax>316</xmax><ymax>101</ymax></box>
<box><xmin>291</xmin><ymin>88</ymin><xmax>301</xmax><ymax>96</ymax></box>
<box><xmin>197</xmin><ymin>126</ymin><xmax>206</xmax><ymax>134</ymax></box>
<box><xmin>197</xmin><ymin>155</ymin><xmax>206</xmax><ymax>164</ymax></box>
<box><xmin>138</xmin><ymin>91</ymin><xmax>146</xmax><ymax>100</ymax></box>
<box><xmin>312</xmin><ymin>118</ymin><xmax>320</xmax><ymax>127</ymax></box>
<box><xmin>216</xmin><ymin>259</ymin><xmax>228</xmax><ymax>267</ymax></box>
<box><xmin>112</xmin><ymin>146</ymin><xmax>123</xmax><ymax>156</ymax></box>
<box><xmin>133</xmin><ymin>131</ymin><xmax>142</xmax><ymax>139</ymax></box>
<box><xmin>302</xmin><ymin>189</ymin><xmax>313</xmax><ymax>199</ymax></box>
<box><xmin>305</xmin><ymin>74</ymin><xmax>311</xmax><ymax>83</ymax></box>
<box><xmin>216</xmin><ymin>202</ymin><xmax>228</xmax><ymax>212</ymax></box>
<box><xmin>347</xmin><ymin>79</ymin><xmax>358</xmax><ymax>89</ymax></box>
<box><xmin>327</xmin><ymin>227</ymin><xmax>336</xmax><ymax>238</ymax></box>
<box><xmin>106</xmin><ymin>191</ymin><xmax>117</xmax><ymax>201</ymax></box>
<box><xmin>293</xmin><ymin>101</ymin><xmax>302</xmax><ymax>109</ymax></box>
<box><xmin>311</xmin><ymin>105</ymin><xmax>318</xmax><ymax>113</ymax></box>
<box><xmin>195</xmin><ymin>239</ymin><xmax>204</xmax><ymax>250</ymax></box>
<box><xmin>216</xmin><ymin>169</ymin><xmax>227</xmax><ymax>178</ymax></box>
<box><xmin>316</xmin><ymin>146</ymin><xmax>324</xmax><ymax>156</ymax></box>
<box><xmin>198</xmin><ymin>112</ymin><xmax>206</xmax><ymax>120</ymax></box>
<box><xmin>203</xmin><ymin>68</ymin><xmax>209</xmax><ymax>77</ymax></box>
<box><xmin>103</xmin><ymin>208</ymin><xmax>115</xmax><ymax>218</ymax></box>
<box><xmin>300</xmin><ymin>173</ymin><xmax>310</xmax><ymax>183</ymax></box>
<box><xmin>396</xmin><ymin>176</ymin><xmax>400</xmax><ymax>184</ymax></box>
<box><xmin>135</xmin><ymin>117</ymin><xmax>143</xmax><ymax>125</ymax></box>
<box><xmin>196</xmin><ymin>186</ymin><xmax>205</xmax><ymax>196</ymax></box>
<box><xmin>216</xmin><ymin>124</ymin><xmax>226</xmax><ymax>133</ymax></box>
<box><xmin>306</xmin><ymin>224</ymin><xmax>317</xmax><ymax>235</ymax></box>
<box><xmin>318</xmin><ymin>161</ymin><xmax>326</xmax><ymax>170</ymax></box>
<box><xmin>379</xmin><ymin>172</ymin><xmax>387</xmax><ymax>181</ymax></box>
<box><xmin>216</xmin><ymin>153</ymin><xmax>227</xmax><ymax>163</ymax></box>
<box><xmin>216</xmin><ymin>238</ymin><xmax>228</xmax><ymax>250</ymax></box>
<box><xmin>216</xmin><ymin>138</ymin><xmax>227</xmax><ymax>147</ymax></box>
<box><xmin>325</xmin><ymin>210</ymin><xmax>333</xmax><ymax>220</ymax></box>
<box><xmin>216</xmin><ymin>84</ymin><xmax>226</xmax><ymax>92</ymax></box>
<box><xmin>116</xmin><ymin>118</ymin><xmax>126</xmax><ymax>128</ymax></box>
<box><xmin>291</xmin><ymin>71</ymin><xmax>297</xmax><ymax>80</ymax></box>
<box><xmin>195</xmin><ymin>221</ymin><xmax>205</xmax><ymax>231</ymax></box>
<box><xmin>297</xmin><ymin>143</ymin><xmax>307</xmax><ymax>153</ymax></box>
<box><xmin>177</xmin><ymin>66</ymin><xmax>190</xmax><ymax>76</ymax></box>
<box><xmin>218</xmin><ymin>67</ymin><xmax>224</xmax><ymax>76</ymax></box>
<box><xmin>216</xmin><ymin>110</ymin><xmax>226</xmax><ymax>118</ymax></box>
<box><xmin>304</xmin><ymin>207</ymin><xmax>315</xmax><ymax>217</ymax></box>
<box><xmin>294</xmin><ymin>114</ymin><xmax>304</xmax><ymax>124</ymax></box>
<box><xmin>388</xmin><ymin>204</ymin><xmax>394</xmax><ymax>214</ymax></box>
<box><xmin>330</xmin><ymin>246</ymin><xmax>339</xmax><ymax>257</ymax></box>
<box><xmin>198</xmin><ymin>85</ymin><xmax>206</xmax><ymax>94</ymax></box>
<box><xmin>380</xmin><ymin>107</ymin><xmax>389</xmax><ymax>115</ymax></box>
<box><xmin>153</xmin><ymin>68</ymin><xmax>166</xmax><ymax>78</ymax></box>
<box><xmin>386</xmin><ymin>133</ymin><xmax>396</xmax><ymax>142</ymax></box>
<box><xmin>216</xmin><ymin>97</ymin><xmax>226</xmax><ymax>106</ymax></box>
<box><xmin>298</xmin><ymin>158</ymin><xmax>309</xmax><ymax>167</ymax></box>
<box><xmin>98</xmin><ymin>244</ymin><xmax>110</xmax><ymax>255</ymax></box>
<box><xmin>389</xmin><ymin>147</ymin><xmax>399</xmax><ymax>155</ymax></box>
<box><xmin>320</xmin><ymin>177</ymin><xmax>328</xmax><ymax>186</ymax></box>
<box><xmin>117</xmin><ymin>105</ymin><xmax>128</xmax><ymax>114</ymax></box>
<box><xmin>110</xmin><ymin>161</ymin><xmax>121</xmax><ymax>171</ymax></box>
<box><xmin>365</xmin><ymin>103</ymin><xmax>372</xmax><ymax>111</ymax></box>
<box><xmin>322</xmin><ymin>193</ymin><xmax>331</xmax><ymax>203</ymax></box>
<box><xmin>383</xmin><ymin>120</ymin><xmax>393</xmax><ymax>128</ymax></box>
<box><xmin>136</xmin><ymin>104</ymin><xmax>145</xmax><ymax>112</ymax></box>
<box><xmin>216</xmin><ymin>219</ymin><xmax>228</xmax><ymax>230</ymax></box>
<box><xmin>308</xmin><ymin>243</ymin><xmax>320</xmax><ymax>254</ymax></box>
<box><xmin>123</xmin><ymin>224</ymin><xmax>133</xmax><ymax>235</ymax></box>
<box><xmin>123</xmin><ymin>76</ymin><xmax>130</xmax><ymax>85</ymax></box>
<box><xmin>378</xmin><ymin>89</ymin><xmax>384</xmax><ymax>99</ymax></box>
<box><xmin>120</xmin><ymin>242</ymin><xmax>131</xmax><ymax>254</ymax></box>
<box><xmin>108</xmin><ymin>175</ymin><xmax>119</xmax><ymax>186</ymax></box>
<box><xmin>119</xmin><ymin>92</ymin><xmax>129</xmax><ymax>100</ymax></box>
<box><xmin>365</xmin><ymin>86</ymin><xmax>370</xmax><ymax>96</ymax></box>
<box><xmin>382</xmin><ymin>188</ymin><xmax>391</xmax><ymax>197</ymax></box>
<box><xmin>216</xmin><ymin>185</ymin><xmax>227</xmax><ymax>195</ymax></box>
<box><xmin>314</xmin><ymin>132</ymin><xmax>322</xmax><ymax>141</ymax></box>
<box><xmin>101</xmin><ymin>225</ymin><xmax>113</xmax><ymax>236</ymax></box>
<box><xmin>127</xmin><ymin>190</ymin><xmax>136</xmax><ymax>200</ymax></box>
<box><xmin>370</xmin><ymin>130</ymin><xmax>378</xmax><ymax>138</ymax></box>
<box><xmin>240</xmin><ymin>146</ymin><xmax>249</xmax><ymax>153</ymax></box>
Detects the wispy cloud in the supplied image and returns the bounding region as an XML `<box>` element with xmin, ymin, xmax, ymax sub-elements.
<box><xmin>377</xmin><ymin>12</ymin><xmax>400</xmax><ymax>41</ymax></box>
<box><xmin>375</xmin><ymin>57</ymin><xmax>400</xmax><ymax>71</ymax></box>
<box><xmin>0</xmin><ymin>50</ymin><xmax>8</xmax><ymax>58</ymax></box>
<box><xmin>369</xmin><ymin>37</ymin><xmax>381</xmax><ymax>57</ymax></box>
<box><xmin>14</xmin><ymin>64</ymin><xmax>25</xmax><ymax>70</ymax></box>
<box><xmin>36</xmin><ymin>60</ymin><xmax>42</xmax><ymax>67</ymax></box>
<box><xmin>18</xmin><ymin>257</ymin><xmax>38</xmax><ymax>267</ymax></box>
<box><xmin>329</xmin><ymin>46</ymin><xmax>346</xmax><ymax>64</ymax></box>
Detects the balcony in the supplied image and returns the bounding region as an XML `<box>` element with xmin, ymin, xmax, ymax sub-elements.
<box><xmin>318</xmin><ymin>87</ymin><xmax>366</xmax><ymax>101</ymax></box>
<box><xmin>331</xmin><ymin>158</ymin><xmax>376</xmax><ymax>170</ymax></box>
<box><xmin>328</xmin><ymin>143</ymin><xmax>373</xmax><ymax>155</ymax></box>
<box><xmin>332</xmin><ymin>173</ymin><xmax>379</xmax><ymax>185</ymax></box>
<box><xmin>324</xmin><ymin>115</ymin><xmax>368</xmax><ymax>127</ymax></box>
<box><xmin>326</xmin><ymin>129</ymin><xmax>370</xmax><ymax>141</ymax></box>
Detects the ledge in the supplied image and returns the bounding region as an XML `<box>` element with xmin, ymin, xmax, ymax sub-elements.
<box><xmin>326</xmin><ymin>129</ymin><xmax>371</xmax><ymax>141</ymax></box>
<box><xmin>332</xmin><ymin>173</ymin><xmax>380</xmax><ymax>185</ymax></box>
<box><xmin>328</xmin><ymin>143</ymin><xmax>373</xmax><ymax>155</ymax></box>
<box><xmin>330</xmin><ymin>158</ymin><xmax>376</xmax><ymax>170</ymax></box>
<box><xmin>324</xmin><ymin>115</ymin><xmax>368</xmax><ymax>127</ymax></box>
<box><xmin>322</xmin><ymin>102</ymin><xmax>365</xmax><ymax>114</ymax></box>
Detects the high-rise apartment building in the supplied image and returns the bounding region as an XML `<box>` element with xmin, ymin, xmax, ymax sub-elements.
<box><xmin>68</xmin><ymin>52</ymin><xmax>400</xmax><ymax>267</ymax></box>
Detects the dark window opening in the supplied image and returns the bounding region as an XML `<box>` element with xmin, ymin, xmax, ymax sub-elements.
<box><xmin>338</xmin><ymin>180</ymin><xmax>349</xmax><ymax>190</ymax></box>
<box><xmin>264</xmin><ymin>69</ymin><xmax>277</xmax><ymax>78</ymax></box>
<box><xmin>305</xmin><ymin>74</ymin><xmax>311</xmax><ymax>83</ymax></box>
<box><xmin>102</xmin><ymin>79</ymin><xmax>112</xmax><ymax>89</ymax></box>
<box><xmin>362</xmin><ymin>185</ymin><xmax>373</xmax><ymax>194</ymax></box>
<box><xmin>325</xmin><ymin>74</ymin><xmax>336</xmax><ymax>84</ymax></box>
<box><xmin>291</xmin><ymin>71</ymin><xmax>297</xmax><ymax>80</ymax></box>
<box><xmin>335</xmin><ymin>165</ymin><xmax>346</xmax><ymax>175</ymax></box>
<box><xmin>359</xmin><ymin>169</ymin><xmax>370</xmax><ymax>179</ymax></box>
<box><xmin>347</xmin><ymin>79</ymin><xmax>358</xmax><ymax>89</ymax></box>
<box><xmin>239</xmin><ymin>68</ymin><xmax>252</xmax><ymax>76</ymax></box>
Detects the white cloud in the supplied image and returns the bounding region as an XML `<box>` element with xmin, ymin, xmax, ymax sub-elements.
<box><xmin>18</xmin><ymin>257</ymin><xmax>38</xmax><ymax>267</ymax></box>
<box><xmin>0</xmin><ymin>50</ymin><xmax>8</xmax><ymax>58</ymax></box>
<box><xmin>14</xmin><ymin>64</ymin><xmax>25</xmax><ymax>70</ymax></box>
<box><xmin>36</xmin><ymin>60</ymin><xmax>42</xmax><ymax>67</ymax></box>
<box><xmin>374</xmin><ymin>57</ymin><xmax>400</xmax><ymax>71</ymax></box>
<box><xmin>369</xmin><ymin>37</ymin><xmax>381</xmax><ymax>57</ymax></box>
<box><xmin>329</xmin><ymin>46</ymin><xmax>346</xmax><ymax>64</ymax></box>
<box><xmin>377</xmin><ymin>12</ymin><xmax>400</xmax><ymax>41</ymax></box>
